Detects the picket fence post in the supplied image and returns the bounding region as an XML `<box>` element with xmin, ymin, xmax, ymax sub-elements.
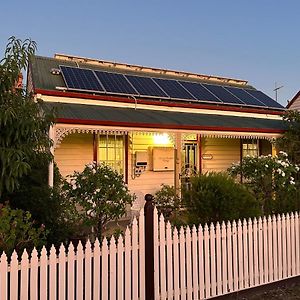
<box><xmin>144</xmin><ymin>193</ymin><xmax>155</xmax><ymax>300</ymax></box>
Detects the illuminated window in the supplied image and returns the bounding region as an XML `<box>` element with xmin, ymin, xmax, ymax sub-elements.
<box><xmin>98</xmin><ymin>134</ymin><xmax>124</xmax><ymax>174</ymax></box>
<box><xmin>242</xmin><ymin>139</ymin><xmax>259</xmax><ymax>158</ymax></box>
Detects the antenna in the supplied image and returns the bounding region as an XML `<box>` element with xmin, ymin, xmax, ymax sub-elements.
<box><xmin>273</xmin><ymin>82</ymin><xmax>284</xmax><ymax>102</ymax></box>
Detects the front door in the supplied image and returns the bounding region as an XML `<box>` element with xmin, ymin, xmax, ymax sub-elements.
<box><xmin>181</xmin><ymin>142</ymin><xmax>197</xmax><ymax>182</ymax></box>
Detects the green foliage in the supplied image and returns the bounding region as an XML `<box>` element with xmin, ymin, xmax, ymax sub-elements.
<box><xmin>183</xmin><ymin>172</ymin><xmax>259</xmax><ymax>224</ymax></box>
<box><xmin>277</xmin><ymin>110</ymin><xmax>300</xmax><ymax>164</ymax></box>
<box><xmin>0</xmin><ymin>204</ymin><xmax>46</xmax><ymax>256</ymax></box>
<box><xmin>0</xmin><ymin>36</ymin><xmax>53</xmax><ymax>195</ymax></box>
<box><xmin>63</xmin><ymin>162</ymin><xmax>135</xmax><ymax>240</ymax></box>
<box><xmin>6</xmin><ymin>157</ymin><xmax>79</xmax><ymax>247</ymax></box>
<box><xmin>228</xmin><ymin>152</ymin><xmax>300</xmax><ymax>215</ymax></box>
<box><xmin>154</xmin><ymin>184</ymin><xmax>180</xmax><ymax>218</ymax></box>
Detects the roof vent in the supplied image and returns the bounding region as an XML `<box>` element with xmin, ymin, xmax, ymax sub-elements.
<box><xmin>50</xmin><ymin>68</ymin><xmax>61</xmax><ymax>75</ymax></box>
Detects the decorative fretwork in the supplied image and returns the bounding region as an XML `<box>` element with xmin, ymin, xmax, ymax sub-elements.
<box><xmin>54</xmin><ymin>126</ymin><xmax>128</xmax><ymax>148</ymax></box>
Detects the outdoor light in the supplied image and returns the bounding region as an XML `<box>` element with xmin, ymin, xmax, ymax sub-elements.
<box><xmin>153</xmin><ymin>133</ymin><xmax>170</xmax><ymax>145</ymax></box>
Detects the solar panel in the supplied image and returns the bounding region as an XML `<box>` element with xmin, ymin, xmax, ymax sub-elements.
<box><xmin>126</xmin><ymin>75</ymin><xmax>168</xmax><ymax>98</ymax></box>
<box><xmin>225</xmin><ymin>87</ymin><xmax>267</xmax><ymax>108</ymax></box>
<box><xmin>203</xmin><ymin>84</ymin><xmax>245</xmax><ymax>105</ymax></box>
<box><xmin>95</xmin><ymin>71</ymin><xmax>137</xmax><ymax>95</ymax></box>
<box><xmin>60</xmin><ymin>66</ymin><xmax>104</xmax><ymax>92</ymax></box>
<box><xmin>244</xmin><ymin>90</ymin><xmax>284</xmax><ymax>109</ymax></box>
<box><xmin>153</xmin><ymin>78</ymin><xmax>196</xmax><ymax>100</ymax></box>
<box><xmin>179</xmin><ymin>81</ymin><xmax>222</xmax><ymax>103</ymax></box>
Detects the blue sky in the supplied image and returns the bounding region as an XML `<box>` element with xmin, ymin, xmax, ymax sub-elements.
<box><xmin>1</xmin><ymin>0</ymin><xmax>299</xmax><ymax>106</ymax></box>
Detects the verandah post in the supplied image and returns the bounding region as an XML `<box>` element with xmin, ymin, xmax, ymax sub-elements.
<box><xmin>144</xmin><ymin>194</ymin><xmax>155</xmax><ymax>300</ymax></box>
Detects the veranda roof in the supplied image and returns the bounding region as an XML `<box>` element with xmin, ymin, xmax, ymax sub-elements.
<box><xmin>43</xmin><ymin>102</ymin><xmax>286</xmax><ymax>134</ymax></box>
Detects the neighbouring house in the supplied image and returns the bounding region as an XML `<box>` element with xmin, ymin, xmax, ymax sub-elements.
<box><xmin>287</xmin><ymin>91</ymin><xmax>300</xmax><ymax>110</ymax></box>
<box><xmin>28</xmin><ymin>54</ymin><xmax>286</xmax><ymax>211</ymax></box>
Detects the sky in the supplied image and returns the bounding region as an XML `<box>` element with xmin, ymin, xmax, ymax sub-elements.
<box><xmin>1</xmin><ymin>0</ymin><xmax>300</xmax><ymax>107</ymax></box>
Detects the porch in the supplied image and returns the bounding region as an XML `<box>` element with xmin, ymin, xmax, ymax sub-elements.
<box><xmin>51</xmin><ymin>124</ymin><xmax>278</xmax><ymax>211</ymax></box>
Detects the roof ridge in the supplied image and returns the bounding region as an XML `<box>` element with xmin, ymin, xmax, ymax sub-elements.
<box><xmin>54</xmin><ymin>53</ymin><xmax>248</xmax><ymax>86</ymax></box>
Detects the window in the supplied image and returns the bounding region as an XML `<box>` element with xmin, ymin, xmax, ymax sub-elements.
<box><xmin>98</xmin><ymin>134</ymin><xmax>124</xmax><ymax>174</ymax></box>
<box><xmin>242</xmin><ymin>139</ymin><xmax>259</xmax><ymax>158</ymax></box>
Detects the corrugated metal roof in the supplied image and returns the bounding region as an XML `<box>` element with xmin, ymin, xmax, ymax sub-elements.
<box><xmin>30</xmin><ymin>55</ymin><xmax>255</xmax><ymax>92</ymax></box>
<box><xmin>43</xmin><ymin>102</ymin><xmax>286</xmax><ymax>132</ymax></box>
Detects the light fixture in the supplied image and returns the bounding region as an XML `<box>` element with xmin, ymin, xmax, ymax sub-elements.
<box><xmin>153</xmin><ymin>133</ymin><xmax>170</xmax><ymax>145</ymax></box>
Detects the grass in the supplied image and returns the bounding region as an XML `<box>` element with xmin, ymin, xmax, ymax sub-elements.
<box><xmin>242</xmin><ymin>284</ymin><xmax>300</xmax><ymax>300</ymax></box>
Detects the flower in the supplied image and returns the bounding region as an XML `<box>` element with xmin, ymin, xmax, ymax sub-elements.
<box><xmin>87</xmin><ymin>163</ymin><xmax>93</xmax><ymax>169</ymax></box>
<box><xmin>279</xmin><ymin>151</ymin><xmax>288</xmax><ymax>157</ymax></box>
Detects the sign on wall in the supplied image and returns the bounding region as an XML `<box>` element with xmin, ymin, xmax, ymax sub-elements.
<box><xmin>152</xmin><ymin>147</ymin><xmax>174</xmax><ymax>171</ymax></box>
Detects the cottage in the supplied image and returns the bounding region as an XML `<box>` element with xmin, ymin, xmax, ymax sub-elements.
<box><xmin>28</xmin><ymin>54</ymin><xmax>285</xmax><ymax>210</ymax></box>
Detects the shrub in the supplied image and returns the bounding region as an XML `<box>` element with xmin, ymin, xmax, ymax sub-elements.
<box><xmin>183</xmin><ymin>172</ymin><xmax>259</xmax><ymax>224</ymax></box>
<box><xmin>0</xmin><ymin>204</ymin><xmax>46</xmax><ymax>256</ymax></box>
<box><xmin>6</xmin><ymin>158</ymin><xmax>79</xmax><ymax>247</ymax></box>
<box><xmin>154</xmin><ymin>184</ymin><xmax>180</xmax><ymax>218</ymax></box>
<box><xmin>228</xmin><ymin>152</ymin><xmax>300</xmax><ymax>215</ymax></box>
<box><xmin>63</xmin><ymin>162</ymin><xmax>135</xmax><ymax>240</ymax></box>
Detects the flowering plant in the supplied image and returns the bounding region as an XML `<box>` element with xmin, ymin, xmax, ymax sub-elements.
<box><xmin>64</xmin><ymin>162</ymin><xmax>135</xmax><ymax>240</ymax></box>
<box><xmin>228</xmin><ymin>151</ymin><xmax>300</xmax><ymax>214</ymax></box>
<box><xmin>154</xmin><ymin>184</ymin><xmax>181</xmax><ymax>218</ymax></box>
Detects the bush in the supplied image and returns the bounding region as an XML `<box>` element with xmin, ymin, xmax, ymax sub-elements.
<box><xmin>183</xmin><ymin>172</ymin><xmax>260</xmax><ymax>224</ymax></box>
<box><xmin>6</xmin><ymin>158</ymin><xmax>79</xmax><ymax>247</ymax></box>
<box><xmin>0</xmin><ymin>204</ymin><xmax>46</xmax><ymax>256</ymax></box>
<box><xmin>63</xmin><ymin>162</ymin><xmax>135</xmax><ymax>240</ymax></box>
<box><xmin>154</xmin><ymin>184</ymin><xmax>180</xmax><ymax>218</ymax></box>
<box><xmin>228</xmin><ymin>152</ymin><xmax>300</xmax><ymax>215</ymax></box>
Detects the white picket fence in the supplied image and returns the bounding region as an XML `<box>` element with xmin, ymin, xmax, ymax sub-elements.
<box><xmin>1</xmin><ymin>209</ymin><xmax>300</xmax><ymax>299</ymax></box>
<box><xmin>154</xmin><ymin>211</ymin><xmax>300</xmax><ymax>299</ymax></box>
<box><xmin>0</xmin><ymin>214</ymin><xmax>145</xmax><ymax>300</ymax></box>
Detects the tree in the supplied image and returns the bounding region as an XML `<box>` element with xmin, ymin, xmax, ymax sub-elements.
<box><xmin>63</xmin><ymin>162</ymin><xmax>135</xmax><ymax>240</ymax></box>
<box><xmin>277</xmin><ymin>110</ymin><xmax>300</xmax><ymax>165</ymax></box>
<box><xmin>0</xmin><ymin>36</ymin><xmax>53</xmax><ymax>196</ymax></box>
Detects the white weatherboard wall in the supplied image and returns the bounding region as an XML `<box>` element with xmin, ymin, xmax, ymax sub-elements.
<box><xmin>201</xmin><ymin>137</ymin><xmax>240</xmax><ymax>173</ymax></box>
<box><xmin>54</xmin><ymin>133</ymin><xmax>93</xmax><ymax>177</ymax></box>
<box><xmin>128</xmin><ymin>134</ymin><xmax>174</xmax><ymax>210</ymax></box>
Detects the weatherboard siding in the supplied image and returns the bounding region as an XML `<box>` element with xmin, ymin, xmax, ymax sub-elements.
<box><xmin>201</xmin><ymin>137</ymin><xmax>240</xmax><ymax>173</ymax></box>
<box><xmin>128</xmin><ymin>134</ymin><xmax>174</xmax><ymax>210</ymax></box>
<box><xmin>289</xmin><ymin>95</ymin><xmax>300</xmax><ymax>110</ymax></box>
<box><xmin>54</xmin><ymin>133</ymin><xmax>93</xmax><ymax>177</ymax></box>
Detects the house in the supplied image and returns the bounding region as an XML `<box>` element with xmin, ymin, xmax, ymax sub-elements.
<box><xmin>28</xmin><ymin>54</ymin><xmax>286</xmax><ymax>210</ymax></box>
<box><xmin>287</xmin><ymin>91</ymin><xmax>300</xmax><ymax>110</ymax></box>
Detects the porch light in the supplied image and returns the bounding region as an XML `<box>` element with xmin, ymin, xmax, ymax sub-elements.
<box><xmin>153</xmin><ymin>133</ymin><xmax>170</xmax><ymax>145</ymax></box>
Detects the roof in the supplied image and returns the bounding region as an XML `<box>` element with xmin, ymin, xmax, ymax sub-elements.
<box><xmin>30</xmin><ymin>55</ymin><xmax>285</xmax><ymax>112</ymax></box>
<box><xmin>54</xmin><ymin>53</ymin><xmax>249</xmax><ymax>86</ymax></box>
<box><xmin>287</xmin><ymin>90</ymin><xmax>300</xmax><ymax>108</ymax></box>
<box><xmin>30</xmin><ymin>55</ymin><xmax>252</xmax><ymax>92</ymax></box>
<box><xmin>43</xmin><ymin>102</ymin><xmax>286</xmax><ymax>133</ymax></box>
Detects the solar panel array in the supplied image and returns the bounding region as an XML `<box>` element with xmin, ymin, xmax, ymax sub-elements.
<box><xmin>60</xmin><ymin>65</ymin><xmax>284</xmax><ymax>109</ymax></box>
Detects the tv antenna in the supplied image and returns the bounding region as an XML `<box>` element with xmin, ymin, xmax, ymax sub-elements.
<box><xmin>274</xmin><ymin>82</ymin><xmax>284</xmax><ymax>102</ymax></box>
